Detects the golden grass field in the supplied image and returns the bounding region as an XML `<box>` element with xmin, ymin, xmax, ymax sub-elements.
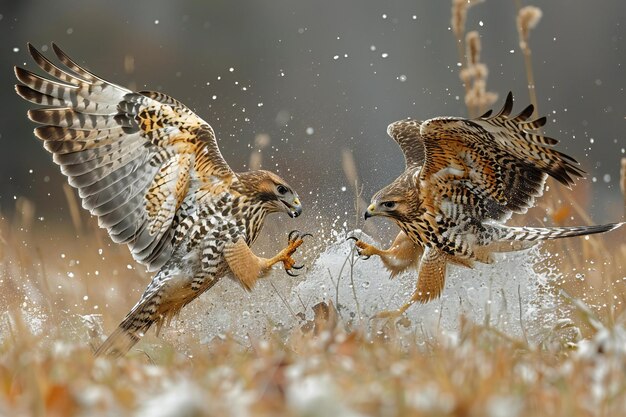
<box><xmin>0</xmin><ymin>197</ymin><xmax>626</xmax><ymax>416</ymax></box>
<box><xmin>1</xmin><ymin>184</ymin><xmax>625</xmax><ymax>417</ymax></box>
<box><xmin>2</xmin><ymin>3</ymin><xmax>626</xmax><ymax>416</ymax></box>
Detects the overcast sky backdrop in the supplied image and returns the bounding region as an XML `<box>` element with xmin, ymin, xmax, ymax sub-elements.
<box><xmin>1</xmin><ymin>0</ymin><xmax>624</xmax><ymax>226</ymax></box>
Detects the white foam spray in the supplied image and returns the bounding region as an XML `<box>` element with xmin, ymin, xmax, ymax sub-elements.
<box><xmin>182</xmin><ymin>230</ymin><xmax>566</xmax><ymax>346</ymax></box>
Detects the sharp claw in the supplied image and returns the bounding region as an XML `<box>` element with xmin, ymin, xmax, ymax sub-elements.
<box><xmin>360</xmin><ymin>255</ymin><xmax>371</xmax><ymax>261</ymax></box>
<box><xmin>292</xmin><ymin>264</ymin><xmax>304</xmax><ymax>270</ymax></box>
<box><xmin>286</xmin><ymin>269</ymin><xmax>299</xmax><ymax>277</ymax></box>
<box><xmin>288</xmin><ymin>230</ymin><xmax>300</xmax><ymax>241</ymax></box>
<box><xmin>346</xmin><ymin>236</ymin><xmax>358</xmax><ymax>242</ymax></box>
<box><xmin>300</xmin><ymin>233</ymin><xmax>312</xmax><ymax>239</ymax></box>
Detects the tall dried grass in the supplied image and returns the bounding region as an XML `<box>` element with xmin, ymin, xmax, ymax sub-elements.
<box><xmin>451</xmin><ymin>0</ymin><xmax>498</xmax><ymax>117</ymax></box>
<box><xmin>0</xmin><ymin>210</ymin><xmax>624</xmax><ymax>416</ymax></box>
<box><xmin>516</xmin><ymin>5</ymin><xmax>542</xmax><ymax>114</ymax></box>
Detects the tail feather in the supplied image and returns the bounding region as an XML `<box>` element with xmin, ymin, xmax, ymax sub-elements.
<box><xmin>95</xmin><ymin>294</ymin><xmax>162</xmax><ymax>358</ymax></box>
<box><xmin>495</xmin><ymin>222</ymin><xmax>624</xmax><ymax>242</ymax></box>
<box><xmin>94</xmin><ymin>325</ymin><xmax>142</xmax><ymax>358</ymax></box>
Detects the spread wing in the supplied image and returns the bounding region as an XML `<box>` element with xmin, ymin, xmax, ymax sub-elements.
<box><xmin>15</xmin><ymin>43</ymin><xmax>234</xmax><ymax>271</ymax></box>
<box><xmin>416</xmin><ymin>92</ymin><xmax>584</xmax><ymax>223</ymax></box>
<box><xmin>386</xmin><ymin>118</ymin><xmax>425</xmax><ymax>169</ymax></box>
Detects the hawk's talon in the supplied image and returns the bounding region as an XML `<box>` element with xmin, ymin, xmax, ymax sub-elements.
<box><xmin>355</xmin><ymin>243</ymin><xmax>370</xmax><ymax>259</ymax></box>
<box><xmin>277</xmin><ymin>230</ymin><xmax>308</xmax><ymax>277</ymax></box>
<box><xmin>288</xmin><ymin>230</ymin><xmax>312</xmax><ymax>243</ymax></box>
<box><xmin>348</xmin><ymin>239</ymin><xmax>380</xmax><ymax>261</ymax></box>
<box><xmin>349</xmin><ymin>238</ymin><xmax>369</xmax><ymax>260</ymax></box>
<box><xmin>288</xmin><ymin>230</ymin><xmax>301</xmax><ymax>242</ymax></box>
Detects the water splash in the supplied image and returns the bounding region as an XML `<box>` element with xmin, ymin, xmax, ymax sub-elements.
<box><xmin>185</xmin><ymin>231</ymin><xmax>566</xmax><ymax>345</ymax></box>
<box><xmin>293</xmin><ymin>232</ymin><xmax>565</xmax><ymax>341</ymax></box>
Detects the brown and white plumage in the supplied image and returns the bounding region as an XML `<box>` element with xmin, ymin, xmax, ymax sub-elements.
<box><xmin>16</xmin><ymin>43</ymin><xmax>307</xmax><ymax>356</ymax></box>
<box><xmin>354</xmin><ymin>92</ymin><xmax>623</xmax><ymax>315</ymax></box>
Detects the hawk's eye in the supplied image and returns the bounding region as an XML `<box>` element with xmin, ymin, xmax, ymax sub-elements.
<box><xmin>382</xmin><ymin>201</ymin><xmax>396</xmax><ymax>209</ymax></box>
<box><xmin>277</xmin><ymin>185</ymin><xmax>288</xmax><ymax>195</ymax></box>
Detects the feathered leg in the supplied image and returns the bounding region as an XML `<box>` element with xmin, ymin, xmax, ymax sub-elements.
<box><xmin>224</xmin><ymin>230</ymin><xmax>309</xmax><ymax>290</ymax></box>
<box><xmin>374</xmin><ymin>246</ymin><xmax>450</xmax><ymax>319</ymax></box>
<box><xmin>349</xmin><ymin>231</ymin><xmax>422</xmax><ymax>277</ymax></box>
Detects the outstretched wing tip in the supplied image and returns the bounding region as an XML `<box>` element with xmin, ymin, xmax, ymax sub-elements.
<box><xmin>13</xmin><ymin>65</ymin><xmax>29</xmax><ymax>82</ymax></box>
<box><xmin>16</xmin><ymin>40</ymin><xmax>237</xmax><ymax>272</ymax></box>
<box><xmin>26</xmin><ymin>42</ymin><xmax>37</xmax><ymax>55</ymax></box>
<box><xmin>419</xmin><ymin>90</ymin><xmax>591</xmax><ymax>223</ymax></box>
<box><xmin>51</xmin><ymin>42</ymin><xmax>63</xmax><ymax>55</ymax></box>
<box><xmin>493</xmin><ymin>91</ymin><xmax>514</xmax><ymax>118</ymax></box>
<box><xmin>479</xmin><ymin>109</ymin><xmax>493</xmax><ymax>118</ymax></box>
<box><xmin>26</xmin><ymin>108</ymin><xmax>38</xmax><ymax>123</ymax></box>
<box><xmin>387</xmin><ymin>118</ymin><xmax>425</xmax><ymax>168</ymax></box>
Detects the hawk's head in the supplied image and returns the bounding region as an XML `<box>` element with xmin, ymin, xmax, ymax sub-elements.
<box><xmin>237</xmin><ymin>170</ymin><xmax>302</xmax><ymax>218</ymax></box>
<box><xmin>364</xmin><ymin>173</ymin><xmax>418</xmax><ymax>223</ymax></box>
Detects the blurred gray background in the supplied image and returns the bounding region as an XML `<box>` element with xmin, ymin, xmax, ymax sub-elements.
<box><xmin>1</xmin><ymin>0</ymin><xmax>625</xmax><ymax>227</ymax></box>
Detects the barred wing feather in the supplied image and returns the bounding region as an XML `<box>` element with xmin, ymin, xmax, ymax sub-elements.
<box><xmin>15</xmin><ymin>43</ymin><xmax>233</xmax><ymax>271</ymax></box>
<box><xmin>416</xmin><ymin>92</ymin><xmax>585</xmax><ymax>223</ymax></box>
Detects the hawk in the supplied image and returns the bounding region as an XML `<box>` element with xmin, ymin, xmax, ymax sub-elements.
<box><xmin>351</xmin><ymin>92</ymin><xmax>623</xmax><ymax>318</ymax></box>
<box><xmin>15</xmin><ymin>43</ymin><xmax>309</xmax><ymax>356</ymax></box>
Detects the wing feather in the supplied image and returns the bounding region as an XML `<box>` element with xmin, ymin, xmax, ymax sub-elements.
<box><xmin>386</xmin><ymin>118</ymin><xmax>425</xmax><ymax>169</ymax></box>
<box><xmin>418</xmin><ymin>92</ymin><xmax>585</xmax><ymax>223</ymax></box>
<box><xmin>16</xmin><ymin>43</ymin><xmax>234</xmax><ymax>271</ymax></box>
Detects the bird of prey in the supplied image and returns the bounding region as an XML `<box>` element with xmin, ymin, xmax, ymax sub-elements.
<box><xmin>350</xmin><ymin>92</ymin><xmax>623</xmax><ymax>318</ymax></box>
<box><xmin>15</xmin><ymin>43</ymin><xmax>308</xmax><ymax>356</ymax></box>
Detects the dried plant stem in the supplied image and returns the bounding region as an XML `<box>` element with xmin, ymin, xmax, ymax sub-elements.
<box><xmin>328</xmin><ymin>267</ymin><xmax>341</xmax><ymax>309</ymax></box>
<box><xmin>249</xmin><ymin>134</ymin><xmax>270</xmax><ymax>171</ymax></box>
<box><xmin>35</xmin><ymin>247</ymin><xmax>54</xmax><ymax>314</ymax></box>
<box><xmin>524</xmin><ymin>48</ymin><xmax>539</xmax><ymax>114</ymax></box>
<box><xmin>517</xmin><ymin>285</ymin><xmax>529</xmax><ymax>344</ymax></box>
<box><xmin>354</xmin><ymin>181</ymin><xmax>362</xmax><ymax>230</ymax></box>
<box><xmin>348</xmin><ymin>249</ymin><xmax>362</xmax><ymax>320</ymax></box>
<box><xmin>63</xmin><ymin>183</ymin><xmax>82</xmax><ymax>233</ymax></box>
<box><xmin>620</xmin><ymin>158</ymin><xmax>626</xmax><ymax>214</ymax></box>
<box><xmin>451</xmin><ymin>0</ymin><xmax>494</xmax><ymax>117</ymax></box>
<box><xmin>521</xmin><ymin>41</ymin><xmax>539</xmax><ymax>117</ymax></box>
<box><xmin>456</xmin><ymin>40</ymin><xmax>473</xmax><ymax>116</ymax></box>
<box><xmin>452</xmin><ymin>0</ymin><xmax>471</xmax><ymax>114</ymax></box>
<box><xmin>269</xmin><ymin>281</ymin><xmax>298</xmax><ymax>320</ymax></box>
<box><xmin>516</xmin><ymin>4</ymin><xmax>543</xmax><ymax>117</ymax></box>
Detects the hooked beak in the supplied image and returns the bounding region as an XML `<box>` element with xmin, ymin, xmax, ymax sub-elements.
<box><xmin>364</xmin><ymin>203</ymin><xmax>376</xmax><ymax>220</ymax></box>
<box><xmin>283</xmin><ymin>197</ymin><xmax>302</xmax><ymax>218</ymax></box>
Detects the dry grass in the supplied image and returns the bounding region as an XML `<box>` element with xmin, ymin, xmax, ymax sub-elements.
<box><xmin>0</xmin><ymin>192</ymin><xmax>625</xmax><ymax>417</ymax></box>
<box><xmin>451</xmin><ymin>0</ymin><xmax>498</xmax><ymax>117</ymax></box>
<box><xmin>516</xmin><ymin>5</ymin><xmax>543</xmax><ymax>114</ymax></box>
